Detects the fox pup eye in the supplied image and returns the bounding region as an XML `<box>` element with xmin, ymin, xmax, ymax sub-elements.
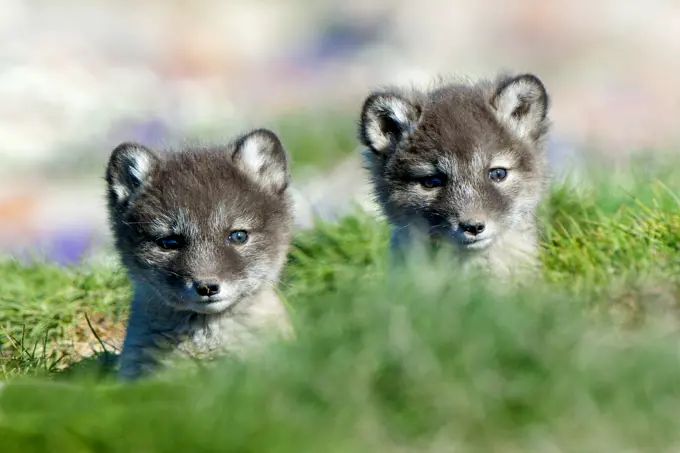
<box><xmin>488</xmin><ymin>168</ymin><xmax>508</xmax><ymax>182</ymax></box>
<box><xmin>156</xmin><ymin>235</ymin><xmax>185</xmax><ymax>250</ymax></box>
<box><xmin>228</xmin><ymin>230</ymin><xmax>249</xmax><ymax>245</ymax></box>
<box><xmin>419</xmin><ymin>176</ymin><xmax>444</xmax><ymax>189</ymax></box>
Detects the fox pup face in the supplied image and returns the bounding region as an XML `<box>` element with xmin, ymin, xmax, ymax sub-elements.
<box><xmin>359</xmin><ymin>74</ymin><xmax>550</xmax><ymax>251</ymax></box>
<box><xmin>105</xmin><ymin>129</ymin><xmax>292</xmax><ymax>314</ymax></box>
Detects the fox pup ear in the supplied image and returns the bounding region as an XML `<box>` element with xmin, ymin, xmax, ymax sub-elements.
<box><xmin>490</xmin><ymin>74</ymin><xmax>549</xmax><ymax>143</ymax></box>
<box><xmin>106</xmin><ymin>142</ymin><xmax>158</xmax><ymax>207</ymax></box>
<box><xmin>232</xmin><ymin>129</ymin><xmax>289</xmax><ymax>193</ymax></box>
<box><xmin>359</xmin><ymin>91</ymin><xmax>421</xmax><ymax>154</ymax></box>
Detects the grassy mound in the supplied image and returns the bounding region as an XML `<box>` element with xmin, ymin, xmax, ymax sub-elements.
<box><xmin>0</xmin><ymin>161</ymin><xmax>679</xmax><ymax>452</ymax></box>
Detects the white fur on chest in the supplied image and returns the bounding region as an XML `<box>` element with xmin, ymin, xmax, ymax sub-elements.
<box><xmin>172</xmin><ymin>313</ymin><xmax>261</xmax><ymax>358</ymax></box>
<box><xmin>118</xmin><ymin>287</ymin><xmax>290</xmax><ymax>379</ymax></box>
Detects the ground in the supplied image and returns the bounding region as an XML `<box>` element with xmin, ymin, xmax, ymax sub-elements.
<box><xmin>0</xmin><ymin>154</ymin><xmax>679</xmax><ymax>452</ymax></box>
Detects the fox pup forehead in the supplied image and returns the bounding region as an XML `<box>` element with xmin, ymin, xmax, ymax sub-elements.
<box><xmin>360</xmin><ymin>73</ymin><xmax>549</xmax><ymax>166</ymax></box>
<box><xmin>105</xmin><ymin>129</ymin><xmax>292</xmax><ymax>314</ymax></box>
<box><xmin>106</xmin><ymin>129</ymin><xmax>290</xmax><ymax>231</ymax></box>
<box><xmin>359</xmin><ymin>73</ymin><xmax>551</xmax><ymax>249</ymax></box>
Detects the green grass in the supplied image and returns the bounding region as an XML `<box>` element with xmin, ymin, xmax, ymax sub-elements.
<box><xmin>1</xmin><ymin>158</ymin><xmax>680</xmax><ymax>451</ymax></box>
<box><xmin>0</xmin><ymin>259</ymin><xmax>128</xmax><ymax>379</ymax></box>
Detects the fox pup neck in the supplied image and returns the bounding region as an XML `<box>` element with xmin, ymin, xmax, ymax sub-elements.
<box><xmin>389</xmin><ymin>216</ymin><xmax>540</xmax><ymax>278</ymax></box>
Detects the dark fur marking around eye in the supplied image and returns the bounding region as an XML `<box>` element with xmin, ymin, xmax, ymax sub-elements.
<box><xmin>156</xmin><ymin>235</ymin><xmax>185</xmax><ymax>250</ymax></box>
<box><xmin>419</xmin><ymin>175</ymin><xmax>445</xmax><ymax>189</ymax></box>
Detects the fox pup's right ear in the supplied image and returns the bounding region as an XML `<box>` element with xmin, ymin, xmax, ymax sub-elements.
<box><xmin>106</xmin><ymin>142</ymin><xmax>158</xmax><ymax>206</ymax></box>
<box><xmin>489</xmin><ymin>74</ymin><xmax>549</xmax><ymax>143</ymax></box>
<box><xmin>232</xmin><ymin>129</ymin><xmax>289</xmax><ymax>193</ymax></box>
<box><xmin>359</xmin><ymin>92</ymin><xmax>421</xmax><ymax>154</ymax></box>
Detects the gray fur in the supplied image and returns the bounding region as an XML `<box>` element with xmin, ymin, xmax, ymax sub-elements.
<box><xmin>358</xmin><ymin>73</ymin><xmax>551</xmax><ymax>278</ymax></box>
<box><xmin>105</xmin><ymin>129</ymin><xmax>293</xmax><ymax>380</ymax></box>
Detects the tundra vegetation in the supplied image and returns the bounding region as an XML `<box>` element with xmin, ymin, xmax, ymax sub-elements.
<box><xmin>0</xmin><ymin>120</ymin><xmax>679</xmax><ymax>451</ymax></box>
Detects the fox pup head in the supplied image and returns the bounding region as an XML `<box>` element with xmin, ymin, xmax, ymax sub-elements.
<box><xmin>105</xmin><ymin>129</ymin><xmax>292</xmax><ymax>314</ymax></box>
<box><xmin>359</xmin><ymin>73</ymin><xmax>551</xmax><ymax>250</ymax></box>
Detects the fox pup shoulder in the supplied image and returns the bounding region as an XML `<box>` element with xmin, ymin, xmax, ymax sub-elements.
<box><xmin>105</xmin><ymin>129</ymin><xmax>293</xmax><ymax>380</ymax></box>
<box><xmin>358</xmin><ymin>73</ymin><xmax>551</xmax><ymax>277</ymax></box>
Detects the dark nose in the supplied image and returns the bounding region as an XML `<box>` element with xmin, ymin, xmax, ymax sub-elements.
<box><xmin>195</xmin><ymin>280</ymin><xmax>221</xmax><ymax>297</ymax></box>
<box><xmin>460</xmin><ymin>220</ymin><xmax>486</xmax><ymax>236</ymax></box>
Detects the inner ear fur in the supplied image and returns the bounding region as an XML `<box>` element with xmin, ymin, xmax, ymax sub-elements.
<box><xmin>489</xmin><ymin>73</ymin><xmax>550</xmax><ymax>143</ymax></box>
<box><xmin>232</xmin><ymin>128</ymin><xmax>290</xmax><ymax>193</ymax></box>
<box><xmin>359</xmin><ymin>91</ymin><xmax>421</xmax><ymax>155</ymax></box>
<box><xmin>106</xmin><ymin>142</ymin><xmax>158</xmax><ymax>208</ymax></box>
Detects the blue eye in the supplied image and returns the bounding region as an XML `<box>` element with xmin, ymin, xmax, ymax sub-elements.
<box><xmin>420</xmin><ymin>176</ymin><xmax>444</xmax><ymax>189</ymax></box>
<box><xmin>228</xmin><ymin>230</ymin><xmax>249</xmax><ymax>245</ymax></box>
<box><xmin>488</xmin><ymin>168</ymin><xmax>508</xmax><ymax>182</ymax></box>
<box><xmin>156</xmin><ymin>235</ymin><xmax>184</xmax><ymax>250</ymax></box>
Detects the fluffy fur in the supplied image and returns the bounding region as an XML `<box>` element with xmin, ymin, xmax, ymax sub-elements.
<box><xmin>105</xmin><ymin>129</ymin><xmax>293</xmax><ymax>380</ymax></box>
<box><xmin>358</xmin><ymin>73</ymin><xmax>551</xmax><ymax>277</ymax></box>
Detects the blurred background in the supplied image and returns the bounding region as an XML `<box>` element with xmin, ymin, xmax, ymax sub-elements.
<box><xmin>1</xmin><ymin>0</ymin><xmax>679</xmax><ymax>265</ymax></box>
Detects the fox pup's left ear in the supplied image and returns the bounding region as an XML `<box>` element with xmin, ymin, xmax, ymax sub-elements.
<box><xmin>106</xmin><ymin>142</ymin><xmax>159</xmax><ymax>208</ymax></box>
<box><xmin>490</xmin><ymin>74</ymin><xmax>550</xmax><ymax>143</ymax></box>
<box><xmin>232</xmin><ymin>129</ymin><xmax>289</xmax><ymax>193</ymax></box>
<box><xmin>359</xmin><ymin>91</ymin><xmax>421</xmax><ymax>155</ymax></box>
